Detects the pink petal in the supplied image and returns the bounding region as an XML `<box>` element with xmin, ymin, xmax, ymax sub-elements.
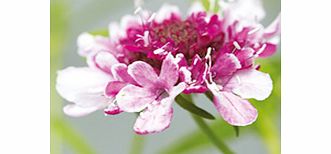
<box><xmin>258</xmin><ymin>43</ymin><xmax>277</xmax><ymax>58</ymax></box>
<box><xmin>213</xmin><ymin>92</ymin><xmax>258</xmax><ymax>126</ymax></box>
<box><xmin>235</xmin><ymin>47</ymin><xmax>254</xmax><ymax>68</ymax></box>
<box><xmin>263</xmin><ymin>14</ymin><xmax>281</xmax><ymax>39</ymax></box>
<box><xmin>116</xmin><ymin>84</ymin><xmax>156</xmax><ymax>112</ymax></box>
<box><xmin>77</xmin><ymin>33</ymin><xmax>111</xmax><ymax>57</ymax></box>
<box><xmin>63</xmin><ymin>104</ymin><xmax>99</xmax><ymax>117</ymax></box>
<box><xmin>212</xmin><ymin>53</ymin><xmax>241</xmax><ymax>78</ymax></box>
<box><xmin>159</xmin><ymin>53</ymin><xmax>179</xmax><ymax>87</ymax></box>
<box><xmin>95</xmin><ymin>51</ymin><xmax>118</xmax><ymax>72</ymax></box>
<box><xmin>134</xmin><ymin>98</ymin><xmax>173</xmax><ymax>134</ymax></box>
<box><xmin>111</xmin><ymin>63</ymin><xmax>137</xmax><ymax>84</ymax></box>
<box><xmin>225</xmin><ymin>69</ymin><xmax>273</xmax><ymax>101</ymax></box>
<box><xmin>105</xmin><ymin>81</ymin><xmax>127</xmax><ymax>97</ymax></box>
<box><xmin>169</xmin><ymin>82</ymin><xmax>187</xmax><ymax>98</ymax></box>
<box><xmin>104</xmin><ymin>103</ymin><xmax>122</xmax><ymax>115</ymax></box>
<box><xmin>128</xmin><ymin>61</ymin><xmax>158</xmax><ymax>87</ymax></box>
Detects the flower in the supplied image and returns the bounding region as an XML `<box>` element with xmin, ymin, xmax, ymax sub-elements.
<box><xmin>56</xmin><ymin>0</ymin><xmax>280</xmax><ymax>134</ymax></box>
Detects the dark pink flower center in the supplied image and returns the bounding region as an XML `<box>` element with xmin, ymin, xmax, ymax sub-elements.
<box><xmin>119</xmin><ymin>12</ymin><xmax>225</xmax><ymax>67</ymax></box>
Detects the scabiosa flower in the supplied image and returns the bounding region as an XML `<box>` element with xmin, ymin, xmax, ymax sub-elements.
<box><xmin>56</xmin><ymin>0</ymin><xmax>280</xmax><ymax>134</ymax></box>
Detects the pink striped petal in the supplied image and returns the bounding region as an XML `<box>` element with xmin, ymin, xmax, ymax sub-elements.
<box><xmin>159</xmin><ymin>53</ymin><xmax>179</xmax><ymax>88</ymax></box>
<box><xmin>111</xmin><ymin>63</ymin><xmax>137</xmax><ymax>84</ymax></box>
<box><xmin>105</xmin><ymin>81</ymin><xmax>127</xmax><ymax>97</ymax></box>
<box><xmin>134</xmin><ymin>98</ymin><xmax>173</xmax><ymax>134</ymax></box>
<box><xmin>116</xmin><ymin>84</ymin><xmax>156</xmax><ymax>112</ymax></box>
<box><xmin>213</xmin><ymin>92</ymin><xmax>258</xmax><ymax>126</ymax></box>
<box><xmin>128</xmin><ymin>61</ymin><xmax>158</xmax><ymax>87</ymax></box>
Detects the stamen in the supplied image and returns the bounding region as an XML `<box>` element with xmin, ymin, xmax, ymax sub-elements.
<box><xmin>147</xmin><ymin>13</ymin><xmax>156</xmax><ymax>23</ymax></box>
<box><xmin>248</xmin><ymin>26</ymin><xmax>262</xmax><ymax>35</ymax></box>
<box><xmin>233</xmin><ymin>41</ymin><xmax>241</xmax><ymax>50</ymax></box>
<box><xmin>134</xmin><ymin>7</ymin><xmax>142</xmax><ymax>15</ymax></box>
<box><xmin>236</xmin><ymin>75</ymin><xmax>241</xmax><ymax>84</ymax></box>
<box><xmin>136</xmin><ymin>31</ymin><xmax>150</xmax><ymax>46</ymax></box>
<box><xmin>153</xmin><ymin>48</ymin><xmax>165</xmax><ymax>54</ymax></box>
<box><xmin>254</xmin><ymin>43</ymin><xmax>266</xmax><ymax>57</ymax></box>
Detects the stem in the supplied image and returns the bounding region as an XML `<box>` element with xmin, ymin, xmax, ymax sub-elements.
<box><xmin>182</xmin><ymin>94</ymin><xmax>233</xmax><ymax>154</ymax></box>
<box><xmin>191</xmin><ymin>114</ymin><xmax>234</xmax><ymax>154</ymax></box>
<box><xmin>130</xmin><ymin>133</ymin><xmax>145</xmax><ymax>154</ymax></box>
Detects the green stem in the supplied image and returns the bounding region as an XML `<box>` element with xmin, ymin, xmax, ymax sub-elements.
<box><xmin>181</xmin><ymin>94</ymin><xmax>233</xmax><ymax>154</ymax></box>
<box><xmin>191</xmin><ymin>114</ymin><xmax>233</xmax><ymax>154</ymax></box>
<box><xmin>191</xmin><ymin>114</ymin><xmax>234</xmax><ymax>154</ymax></box>
<box><xmin>130</xmin><ymin>134</ymin><xmax>145</xmax><ymax>154</ymax></box>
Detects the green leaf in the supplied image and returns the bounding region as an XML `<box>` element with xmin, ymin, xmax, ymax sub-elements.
<box><xmin>175</xmin><ymin>94</ymin><xmax>215</xmax><ymax>120</ymax></box>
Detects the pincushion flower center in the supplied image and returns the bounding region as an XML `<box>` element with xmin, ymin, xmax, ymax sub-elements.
<box><xmin>150</xmin><ymin>20</ymin><xmax>198</xmax><ymax>51</ymax></box>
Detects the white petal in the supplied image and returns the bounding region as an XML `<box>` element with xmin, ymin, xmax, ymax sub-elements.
<box><xmin>226</xmin><ymin>69</ymin><xmax>273</xmax><ymax>101</ymax></box>
<box><xmin>94</xmin><ymin>51</ymin><xmax>119</xmax><ymax>72</ymax></box>
<box><xmin>63</xmin><ymin>104</ymin><xmax>99</xmax><ymax>117</ymax></box>
<box><xmin>187</xmin><ymin>1</ymin><xmax>205</xmax><ymax>15</ymax></box>
<box><xmin>155</xmin><ymin>4</ymin><xmax>180</xmax><ymax>23</ymax></box>
<box><xmin>77</xmin><ymin>32</ymin><xmax>96</xmax><ymax>56</ymax></box>
<box><xmin>56</xmin><ymin>67</ymin><xmax>112</xmax><ymax>106</ymax></box>
<box><xmin>223</xmin><ymin>0</ymin><xmax>265</xmax><ymax>26</ymax></box>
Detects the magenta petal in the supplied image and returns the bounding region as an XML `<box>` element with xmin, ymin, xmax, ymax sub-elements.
<box><xmin>212</xmin><ymin>53</ymin><xmax>241</xmax><ymax>78</ymax></box>
<box><xmin>104</xmin><ymin>103</ymin><xmax>122</xmax><ymax>115</ymax></box>
<box><xmin>258</xmin><ymin>43</ymin><xmax>277</xmax><ymax>58</ymax></box>
<box><xmin>105</xmin><ymin>81</ymin><xmax>127</xmax><ymax>97</ymax></box>
<box><xmin>134</xmin><ymin>98</ymin><xmax>173</xmax><ymax>134</ymax></box>
<box><xmin>116</xmin><ymin>84</ymin><xmax>155</xmax><ymax>112</ymax></box>
<box><xmin>128</xmin><ymin>61</ymin><xmax>158</xmax><ymax>87</ymax></box>
<box><xmin>213</xmin><ymin>92</ymin><xmax>258</xmax><ymax>126</ymax></box>
<box><xmin>159</xmin><ymin>53</ymin><xmax>179</xmax><ymax>87</ymax></box>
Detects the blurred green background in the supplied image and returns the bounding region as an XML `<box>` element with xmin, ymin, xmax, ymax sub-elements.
<box><xmin>51</xmin><ymin>0</ymin><xmax>280</xmax><ymax>153</ymax></box>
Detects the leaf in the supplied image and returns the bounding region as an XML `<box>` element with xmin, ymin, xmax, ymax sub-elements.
<box><xmin>175</xmin><ymin>94</ymin><xmax>215</xmax><ymax>120</ymax></box>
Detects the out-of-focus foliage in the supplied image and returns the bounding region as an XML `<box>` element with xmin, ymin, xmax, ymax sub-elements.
<box><xmin>159</xmin><ymin>55</ymin><xmax>281</xmax><ymax>154</ymax></box>
<box><xmin>51</xmin><ymin>0</ymin><xmax>96</xmax><ymax>153</ymax></box>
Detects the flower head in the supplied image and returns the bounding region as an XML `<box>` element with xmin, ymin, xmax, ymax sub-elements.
<box><xmin>56</xmin><ymin>0</ymin><xmax>280</xmax><ymax>134</ymax></box>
